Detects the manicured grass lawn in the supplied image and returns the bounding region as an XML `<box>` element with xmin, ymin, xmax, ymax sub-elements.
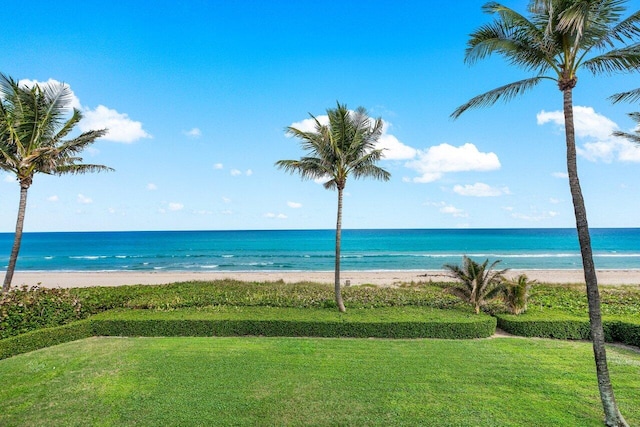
<box><xmin>0</xmin><ymin>336</ymin><xmax>638</xmax><ymax>426</ymax></box>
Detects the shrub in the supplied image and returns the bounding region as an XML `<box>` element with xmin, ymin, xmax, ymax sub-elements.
<box><xmin>443</xmin><ymin>256</ymin><xmax>507</xmax><ymax>314</ymax></box>
<box><xmin>496</xmin><ymin>312</ymin><xmax>593</xmax><ymax>339</ymax></box>
<box><xmin>502</xmin><ymin>274</ymin><xmax>535</xmax><ymax>315</ymax></box>
<box><xmin>90</xmin><ymin>306</ymin><xmax>496</xmax><ymax>339</ymax></box>
<box><xmin>0</xmin><ymin>319</ymin><xmax>94</xmax><ymax>360</ymax></box>
<box><xmin>0</xmin><ymin>285</ymin><xmax>87</xmax><ymax>339</ymax></box>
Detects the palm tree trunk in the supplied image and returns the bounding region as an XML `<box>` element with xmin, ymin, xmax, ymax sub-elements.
<box><xmin>563</xmin><ymin>88</ymin><xmax>628</xmax><ymax>427</ymax></box>
<box><xmin>334</xmin><ymin>187</ymin><xmax>346</xmax><ymax>313</ymax></box>
<box><xmin>3</xmin><ymin>182</ymin><xmax>30</xmax><ymax>293</ymax></box>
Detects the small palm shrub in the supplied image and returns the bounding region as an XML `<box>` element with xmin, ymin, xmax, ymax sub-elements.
<box><xmin>443</xmin><ymin>256</ymin><xmax>507</xmax><ymax>314</ymax></box>
<box><xmin>503</xmin><ymin>274</ymin><xmax>535</xmax><ymax>315</ymax></box>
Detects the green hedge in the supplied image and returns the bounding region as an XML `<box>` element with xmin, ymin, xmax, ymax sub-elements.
<box><xmin>496</xmin><ymin>311</ymin><xmax>639</xmax><ymax>345</ymax></box>
<box><xmin>0</xmin><ymin>307</ymin><xmax>496</xmax><ymax>359</ymax></box>
<box><xmin>90</xmin><ymin>307</ymin><xmax>497</xmax><ymax>340</ymax></box>
<box><xmin>608</xmin><ymin>319</ymin><xmax>640</xmax><ymax>348</ymax></box>
<box><xmin>0</xmin><ymin>319</ymin><xmax>94</xmax><ymax>360</ymax></box>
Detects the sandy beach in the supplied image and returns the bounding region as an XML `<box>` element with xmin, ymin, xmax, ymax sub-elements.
<box><xmin>8</xmin><ymin>269</ymin><xmax>640</xmax><ymax>288</ymax></box>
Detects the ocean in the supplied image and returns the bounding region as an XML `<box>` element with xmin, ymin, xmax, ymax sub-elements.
<box><xmin>0</xmin><ymin>228</ymin><xmax>638</xmax><ymax>272</ymax></box>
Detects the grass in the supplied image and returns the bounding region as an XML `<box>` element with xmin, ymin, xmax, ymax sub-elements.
<box><xmin>0</xmin><ymin>336</ymin><xmax>638</xmax><ymax>426</ymax></box>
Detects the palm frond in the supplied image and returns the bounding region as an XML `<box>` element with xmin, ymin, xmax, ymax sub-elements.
<box><xmin>54</xmin><ymin>164</ymin><xmax>114</xmax><ymax>175</ymax></box>
<box><xmin>598</xmin><ymin>2</ymin><xmax>640</xmax><ymax>47</ymax></box>
<box><xmin>609</xmin><ymin>87</ymin><xmax>640</xmax><ymax>103</ymax></box>
<box><xmin>451</xmin><ymin>77</ymin><xmax>547</xmax><ymax>119</ymax></box>
<box><xmin>467</xmin><ymin>3</ymin><xmax>554</xmax><ymax>71</ymax></box>
<box><xmin>582</xmin><ymin>44</ymin><xmax>640</xmax><ymax>74</ymax></box>
<box><xmin>613</xmin><ymin>129</ymin><xmax>640</xmax><ymax>143</ymax></box>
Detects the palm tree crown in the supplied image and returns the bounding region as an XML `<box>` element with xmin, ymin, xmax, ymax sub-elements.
<box><xmin>0</xmin><ymin>74</ymin><xmax>113</xmax><ymax>291</ymax></box>
<box><xmin>277</xmin><ymin>103</ymin><xmax>390</xmax><ymax>191</ymax></box>
<box><xmin>452</xmin><ymin>0</ymin><xmax>640</xmax><ymax>118</ymax></box>
<box><xmin>0</xmin><ymin>74</ymin><xmax>111</xmax><ymax>183</ymax></box>
<box><xmin>443</xmin><ymin>256</ymin><xmax>507</xmax><ymax>314</ymax></box>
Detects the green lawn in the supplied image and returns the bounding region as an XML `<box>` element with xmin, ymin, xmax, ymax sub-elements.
<box><xmin>0</xmin><ymin>336</ymin><xmax>638</xmax><ymax>426</ymax></box>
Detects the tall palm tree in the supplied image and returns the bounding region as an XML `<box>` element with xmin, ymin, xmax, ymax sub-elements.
<box><xmin>0</xmin><ymin>74</ymin><xmax>112</xmax><ymax>292</ymax></box>
<box><xmin>276</xmin><ymin>102</ymin><xmax>390</xmax><ymax>312</ymax></box>
<box><xmin>443</xmin><ymin>256</ymin><xmax>507</xmax><ymax>314</ymax></box>
<box><xmin>451</xmin><ymin>2</ymin><xmax>640</xmax><ymax>425</ymax></box>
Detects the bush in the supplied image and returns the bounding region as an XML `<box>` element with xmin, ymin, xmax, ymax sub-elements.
<box><xmin>608</xmin><ymin>318</ymin><xmax>640</xmax><ymax>348</ymax></box>
<box><xmin>502</xmin><ymin>274</ymin><xmax>534</xmax><ymax>315</ymax></box>
<box><xmin>89</xmin><ymin>306</ymin><xmax>496</xmax><ymax>339</ymax></box>
<box><xmin>0</xmin><ymin>285</ymin><xmax>88</xmax><ymax>339</ymax></box>
<box><xmin>495</xmin><ymin>310</ymin><xmax>640</xmax><ymax>344</ymax></box>
<box><xmin>496</xmin><ymin>312</ymin><xmax>593</xmax><ymax>339</ymax></box>
<box><xmin>0</xmin><ymin>320</ymin><xmax>93</xmax><ymax>360</ymax></box>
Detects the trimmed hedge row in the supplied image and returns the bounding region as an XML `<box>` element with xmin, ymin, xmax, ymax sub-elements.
<box><xmin>0</xmin><ymin>307</ymin><xmax>496</xmax><ymax>359</ymax></box>
<box><xmin>496</xmin><ymin>312</ymin><xmax>639</xmax><ymax>347</ymax></box>
<box><xmin>0</xmin><ymin>320</ymin><xmax>94</xmax><ymax>360</ymax></box>
<box><xmin>91</xmin><ymin>307</ymin><xmax>497</xmax><ymax>340</ymax></box>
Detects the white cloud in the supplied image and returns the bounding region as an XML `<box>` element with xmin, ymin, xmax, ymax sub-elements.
<box><xmin>376</xmin><ymin>121</ymin><xmax>416</xmax><ymax>160</ymax></box>
<box><xmin>221</xmin><ymin>209</ymin><xmax>233</xmax><ymax>215</ymax></box>
<box><xmin>615</xmin><ymin>140</ymin><xmax>640</xmax><ymax>162</ymax></box>
<box><xmin>537</xmin><ymin>106</ymin><xmax>617</xmax><ymax>140</ymax></box>
<box><xmin>427</xmin><ymin>201</ymin><xmax>468</xmax><ymax>218</ymax></box>
<box><xmin>214</xmin><ymin>163</ymin><xmax>224</xmax><ymax>170</ymax></box>
<box><xmin>246</xmin><ymin>169</ymin><xmax>253</xmax><ymax>176</ymax></box>
<box><xmin>183</xmin><ymin>128</ymin><xmax>201</xmax><ymax>138</ymax></box>
<box><xmin>77</xmin><ymin>194</ymin><xmax>92</xmax><ymax>204</ymax></box>
<box><xmin>230</xmin><ymin>169</ymin><xmax>242</xmax><ymax>176</ymax></box>
<box><xmin>511</xmin><ymin>210</ymin><xmax>559</xmax><ymax>221</ymax></box>
<box><xmin>168</xmin><ymin>202</ymin><xmax>184</xmax><ymax>211</ymax></box>
<box><xmin>265</xmin><ymin>212</ymin><xmax>287</xmax><ymax>219</ymax></box>
<box><xmin>80</xmin><ymin>105</ymin><xmax>151</xmax><ymax>143</ymax></box>
<box><xmin>552</xmin><ymin>172</ymin><xmax>568</xmax><ymax>179</ymax></box>
<box><xmin>147</xmin><ymin>183</ymin><xmax>157</xmax><ymax>191</ymax></box>
<box><xmin>222</xmin><ymin>197</ymin><xmax>231</xmax><ymax>203</ymax></box>
<box><xmin>287</xmin><ymin>201</ymin><xmax>302</xmax><ymax>208</ymax></box>
<box><xmin>453</xmin><ymin>182</ymin><xmax>509</xmax><ymax>197</ymax></box>
<box><xmin>537</xmin><ymin>106</ymin><xmax>640</xmax><ymax>163</ymax></box>
<box><xmin>3</xmin><ymin>174</ymin><xmax>15</xmax><ymax>183</ymax></box>
<box><xmin>47</xmin><ymin>195</ymin><xmax>59</xmax><ymax>202</ymax></box>
<box><xmin>405</xmin><ymin>143</ymin><xmax>501</xmax><ymax>183</ymax></box>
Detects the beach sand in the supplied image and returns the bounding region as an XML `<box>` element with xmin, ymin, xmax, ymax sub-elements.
<box><xmin>8</xmin><ymin>269</ymin><xmax>640</xmax><ymax>288</ymax></box>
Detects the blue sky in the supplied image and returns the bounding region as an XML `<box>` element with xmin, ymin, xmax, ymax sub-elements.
<box><xmin>2</xmin><ymin>0</ymin><xmax>640</xmax><ymax>232</ymax></box>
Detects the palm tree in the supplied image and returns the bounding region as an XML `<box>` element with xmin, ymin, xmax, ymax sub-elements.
<box><xmin>443</xmin><ymin>256</ymin><xmax>507</xmax><ymax>314</ymax></box>
<box><xmin>503</xmin><ymin>274</ymin><xmax>536</xmax><ymax>315</ymax></box>
<box><xmin>0</xmin><ymin>74</ymin><xmax>113</xmax><ymax>292</ymax></box>
<box><xmin>451</xmin><ymin>2</ymin><xmax>640</xmax><ymax>425</ymax></box>
<box><xmin>276</xmin><ymin>102</ymin><xmax>390</xmax><ymax>312</ymax></box>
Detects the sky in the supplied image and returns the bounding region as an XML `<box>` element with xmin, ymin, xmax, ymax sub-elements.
<box><xmin>2</xmin><ymin>0</ymin><xmax>640</xmax><ymax>232</ymax></box>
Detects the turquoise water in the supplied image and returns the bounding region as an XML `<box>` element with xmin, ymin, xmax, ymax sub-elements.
<box><xmin>0</xmin><ymin>228</ymin><xmax>638</xmax><ymax>272</ymax></box>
